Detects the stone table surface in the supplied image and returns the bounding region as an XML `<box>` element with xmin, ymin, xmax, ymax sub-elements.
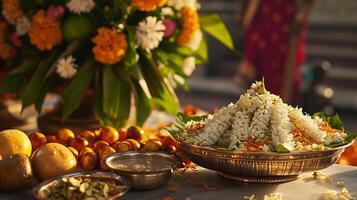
<box><xmin>1</xmin><ymin>164</ymin><xmax>356</xmax><ymax>200</ymax></box>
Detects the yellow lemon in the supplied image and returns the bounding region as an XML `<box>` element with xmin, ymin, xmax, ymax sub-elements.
<box><xmin>32</xmin><ymin>143</ymin><xmax>77</xmax><ymax>181</ymax></box>
<box><xmin>0</xmin><ymin>129</ymin><xmax>32</xmax><ymax>157</ymax></box>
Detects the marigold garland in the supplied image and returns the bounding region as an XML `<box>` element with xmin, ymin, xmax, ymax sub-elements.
<box><xmin>28</xmin><ymin>10</ymin><xmax>62</xmax><ymax>51</ymax></box>
<box><xmin>132</xmin><ymin>0</ymin><xmax>167</xmax><ymax>12</ymax></box>
<box><xmin>92</xmin><ymin>27</ymin><xmax>128</xmax><ymax>65</ymax></box>
<box><xmin>2</xmin><ymin>0</ymin><xmax>24</xmax><ymax>23</ymax></box>
<box><xmin>176</xmin><ymin>6</ymin><xmax>200</xmax><ymax>47</ymax></box>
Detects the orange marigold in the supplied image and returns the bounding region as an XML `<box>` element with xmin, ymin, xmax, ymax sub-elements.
<box><xmin>2</xmin><ymin>0</ymin><xmax>24</xmax><ymax>23</ymax></box>
<box><xmin>176</xmin><ymin>6</ymin><xmax>200</xmax><ymax>46</ymax></box>
<box><xmin>132</xmin><ymin>0</ymin><xmax>167</xmax><ymax>12</ymax></box>
<box><xmin>92</xmin><ymin>27</ymin><xmax>128</xmax><ymax>65</ymax></box>
<box><xmin>28</xmin><ymin>10</ymin><xmax>62</xmax><ymax>51</ymax></box>
<box><xmin>0</xmin><ymin>43</ymin><xmax>16</xmax><ymax>60</ymax></box>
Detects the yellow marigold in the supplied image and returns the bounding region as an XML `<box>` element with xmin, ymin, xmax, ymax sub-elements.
<box><xmin>28</xmin><ymin>10</ymin><xmax>62</xmax><ymax>51</ymax></box>
<box><xmin>0</xmin><ymin>43</ymin><xmax>16</xmax><ymax>60</ymax></box>
<box><xmin>2</xmin><ymin>0</ymin><xmax>24</xmax><ymax>23</ymax></box>
<box><xmin>176</xmin><ymin>6</ymin><xmax>200</xmax><ymax>46</ymax></box>
<box><xmin>92</xmin><ymin>27</ymin><xmax>128</xmax><ymax>65</ymax></box>
<box><xmin>132</xmin><ymin>0</ymin><xmax>167</xmax><ymax>12</ymax></box>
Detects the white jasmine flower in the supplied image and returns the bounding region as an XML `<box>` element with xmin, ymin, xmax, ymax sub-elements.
<box><xmin>289</xmin><ymin>107</ymin><xmax>327</xmax><ymax>143</ymax></box>
<box><xmin>167</xmin><ymin>0</ymin><xmax>198</xmax><ymax>10</ymax></box>
<box><xmin>2</xmin><ymin>10</ymin><xmax>16</xmax><ymax>24</ymax></box>
<box><xmin>264</xmin><ymin>192</ymin><xmax>284</xmax><ymax>200</ymax></box>
<box><xmin>183</xmin><ymin>57</ymin><xmax>196</xmax><ymax>76</ymax></box>
<box><xmin>186</xmin><ymin>30</ymin><xmax>202</xmax><ymax>51</ymax></box>
<box><xmin>15</xmin><ymin>17</ymin><xmax>31</xmax><ymax>36</ymax></box>
<box><xmin>323</xmin><ymin>188</ymin><xmax>355</xmax><ymax>200</ymax></box>
<box><xmin>56</xmin><ymin>55</ymin><xmax>78</xmax><ymax>79</ymax></box>
<box><xmin>161</xmin><ymin>7</ymin><xmax>175</xmax><ymax>16</ymax></box>
<box><xmin>197</xmin><ymin>103</ymin><xmax>237</xmax><ymax>145</ymax></box>
<box><xmin>66</xmin><ymin>0</ymin><xmax>95</xmax><ymax>14</ymax></box>
<box><xmin>136</xmin><ymin>16</ymin><xmax>165</xmax><ymax>51</ymax></box>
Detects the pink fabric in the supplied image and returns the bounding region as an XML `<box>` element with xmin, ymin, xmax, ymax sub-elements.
<box><xmin>244</xmin><ymin>0</ymin><xmax>307</xmax><ymax>100</ymax></box>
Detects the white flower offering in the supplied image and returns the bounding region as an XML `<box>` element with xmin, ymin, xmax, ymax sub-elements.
<box><xmin>169</xmin><ymin>81</ymin><xmax>353</xmax><ymax>153</ymax></box>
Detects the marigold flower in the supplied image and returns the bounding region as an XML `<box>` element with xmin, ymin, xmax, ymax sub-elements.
<box><xmin>28</xmin><ymin>10</ymin><xmax>62</xmax><ymax>51</ymax></box>
<box><xmin>2</xmin><ymin>0</ymin><xmax>24</xmax><ymax>24</ymax></box>
<box><xmin>132</xmin><ymin>0</ymin><xmax>167</xmax><ymax>12</ymax></box>
<box><xmin>92</xmin><ymin>27</ymin><xmax>128</xmax><ymax>65</ymax></box>
<box><xmin>0</xmin><ymin>43</ymin><xmax>16</xmax><ymax>60</ymax></box>
<box><xmin>176</xmin><ymin>6</ymin><xmax>200</xmax><ymax>47</ymax></box>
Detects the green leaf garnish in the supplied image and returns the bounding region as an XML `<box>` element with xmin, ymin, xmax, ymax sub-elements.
<box><xmin>275</xmin><ymin>144</ymin><xmax>291</xmax><ymax>153</ymax></box>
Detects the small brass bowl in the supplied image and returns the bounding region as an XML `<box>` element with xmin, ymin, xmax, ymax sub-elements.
<box><xmin>32</xmin><ymin>171</ymin><xmax>130</xmax><ymax>200</ymax></box>
<box><xmin>105</xmin><ymin>152</ymin><xmax>180</xmax><ymax>190</ymax></box>
<box><xmin>181</xmin><ymin>141</ymin><xmax>353</xmax><ymax>183</ymax></box>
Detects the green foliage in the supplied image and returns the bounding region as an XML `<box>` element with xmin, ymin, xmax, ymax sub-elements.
<box><xmin>132</xmin><ymin>81</ymin><xmax>151</xmax><ymax>126</ymax></box>
<box><xmin>102</xmin><ymin>67</ymin><xmax>131</xmax><ymax>127</ymax></box>
<box><xmin>21</xmin><ymin>50</ymin><xmax>61</xmax><ymax>110</ymax></box>
<box><xmin>166</xmin><ymin>112</ymin><xmax>208</xmax><ymax>141</ymax></box>
<box><xmin>313</xmin><ymin>112</ymin><xmax>344</xmax><ymax>130</ymax></box>
<box><xmin>140</xmin><ymin>51</ymin><xmax>179</xmax><ymax>115</ymax></box>
<box><xmin>200</xmin><ymin>14</ymin><xmax>234</xmax><ymax>50</ymax></box>
<box><xmin>313</xmin><ymin>112</ymin><xmax>356</xmax><ymax>148</ymax></box>
<box><xmin>62</xmin><ymin>59</ymin><xmax>95</xmax><ymax>120</ymax></box>
<box><xmin>0</xmin><ymin>59</ymin><xmax>39</xmax><ymax>94</ymax></box>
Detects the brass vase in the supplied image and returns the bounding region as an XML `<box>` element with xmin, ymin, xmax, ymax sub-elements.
<box><xmin>37</xmin><ymin>92</ymin><xmax>101</xmax><ymax>134</ymax></box>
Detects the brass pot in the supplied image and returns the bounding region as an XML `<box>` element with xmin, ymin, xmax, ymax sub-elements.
<box><xmin>37</xmin><ymin>92</ymin><xmax>100</xmax><ymax>134</ymax></box>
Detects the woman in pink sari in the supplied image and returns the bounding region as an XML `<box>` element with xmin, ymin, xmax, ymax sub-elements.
<box><xmin>235</xmin><ymin>0</ymin><xmax>313</xmax><ymax>103</ymax></box>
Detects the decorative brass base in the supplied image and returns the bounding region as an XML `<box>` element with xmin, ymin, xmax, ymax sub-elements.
<box><xmin>217</xmin><ymin>172</ymin><xmax>298</xmax><ymax>183</ymax></box>
<box><xmin>37</xmin><ymin>113</ymin><xmax>101</xmax><ymax>134</ymax></box>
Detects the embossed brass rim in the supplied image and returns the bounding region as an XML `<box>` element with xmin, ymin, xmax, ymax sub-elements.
<box><xmin>181</xmin><ymin>141</ymin><xmax>353</xmax><ymax>183</ymax></box>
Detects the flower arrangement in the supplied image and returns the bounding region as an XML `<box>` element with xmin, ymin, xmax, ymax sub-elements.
<box><xmin>0</xmin><ymin>0</ymin><xmax>233</xmax><ymax>126</ymax></box>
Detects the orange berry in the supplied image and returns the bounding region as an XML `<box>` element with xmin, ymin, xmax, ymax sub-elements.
<box><xmin>93</xmin><ymin>140</ymin><xmax>110</xmax><ymax>154</ymax></box>
<box><xmin>68</xmin><ymin>147</ymin><xmax>79</xmax><ymax>160</ymax></box>
<box><xmin>125</xmin><ymin>139</ymin><xmax>141</xmax><ymax>151</ymax></box>
<box><xmin>79</xmin><ymin>147</ymin><xmax>95</xmax><ymax>159</ymax></box>
<box><xmin>68</xmin><ymin>137</ymin><xmax>89</xmax><ymax>152</ymax></box>
<box><xmin>29</xmin><ymin>132</ymin><xmax>47</xmax><ymax>151</ymax></box>
<box><xmin>99</xmin><ymin>158</ymin><xmax>110</xmax><ymax>171</ymax></box>
<box><xmin>144</xmin><ymin>139</ymin><xmax>162</xmax><ymax>152</ymax></box>
<box><xmin>99</xmin><ymin>146</ymin><xmax>116</xmax><ymax>160</ymax></box>
<box><xmin>112</xmin><ymin>141</ymin><xmax>131</xmax><ymax>152</ymax></box>
<box><xmin>162</xmin><ymin>137</ymin><xmax>177</xmax><ymax>148</ymax></box>
<box><xmin>80</xmin><ymin>150</ymin><xmax>98</xmax><ymax>170</ymax></box>
<box><xmin>46</xmin><ymin>135</ymin><xmax>57</xmax><ymax>143</ymax></box>
<box><xmin>57</xmin><ymin>128</ymin><xmax>75</xmax><ymax>143</ymax></box>
<box><xmin>100</xmin><ymin>126</ymin><xmax>119</xmax><ymax>144</ymax></box>
<box><xmin>127</xmin><ymin>126</ymin><xmax>144</xmax><ymax>141</ymax></box>
<box><xmin>78</xmin><ymin>130</ymin><xmax>96</xmax><ymax>144</ymax></box>
<box><xmin>117</xmin><ymin>128</ymin><xmax>127</xmax><ymax>141</ymax></box>
<box><xmin>165</xmin><ymin>145</ymin><xmax>177</xmax><ymax>153</ymax></box>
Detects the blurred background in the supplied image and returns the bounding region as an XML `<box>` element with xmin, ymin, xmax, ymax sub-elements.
<box><xmin>178</xmin><ymin>0</ymin><xmax>357</xmax><ymax>133</ymax></box>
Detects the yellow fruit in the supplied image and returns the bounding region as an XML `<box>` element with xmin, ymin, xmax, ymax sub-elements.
<box><xmin>0</xmin><ymin>129</ymin><xmax>32</xmax><ymax>157</ymax></box>
<box><xmin>57</xmin><ymin>128</ymin><xmax>75</xmax><ymax>143</ymax></box>
<box><xmin>32</xmin><ymin>143</ymin><xmax>77</xmax><ymax>181</ymax></box>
